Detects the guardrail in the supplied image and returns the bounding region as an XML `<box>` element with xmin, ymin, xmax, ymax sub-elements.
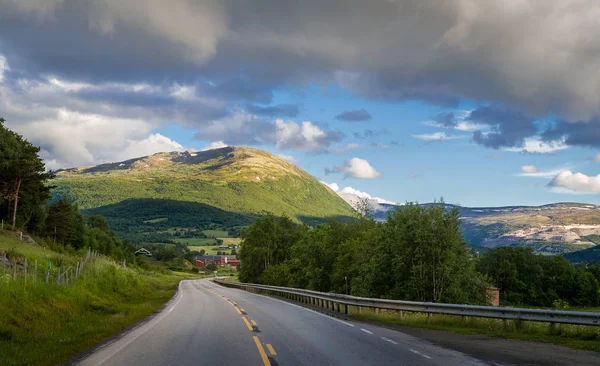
<box><xmin>214</xmin><ymin>280</ymin><xmax>600</xmax><ymax>326</ymax></box>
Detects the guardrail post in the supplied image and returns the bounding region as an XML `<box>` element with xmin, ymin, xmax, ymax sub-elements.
<box><xmin>345</xmin><ymin>304</ymin><xmax>348</xmax><ymax>314</ymax></box>
<box><xmin>398</xmin><ymin>310</ymin><xmax>403</xmax><ymax>320</ymax></box>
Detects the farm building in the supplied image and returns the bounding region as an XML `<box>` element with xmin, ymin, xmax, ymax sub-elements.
<box><xmin>194</xmin><ymin>255</ymin><xmax>240</xmax><ymax>267</ymax></box>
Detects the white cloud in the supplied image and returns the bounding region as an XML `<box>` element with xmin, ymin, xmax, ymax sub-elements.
<box><xmin>201</xmin><ymin>141</ymin><xmax>228</xmax><ymax>151</ymax></box>
<box><xmin>548</xmin><ymin>171</ymin><xmax>600</xmax><ymax>194</ymax></box>
<box><xmin>412</xmin><ymin>132</ymin><xmax>462</xmax><ymax>141</ymax></box>
<box><xmin>521</xmin><ymin>165</ymin><xmax>538</xmax><ymax>174</ymax></box>
<box><xmin>334</xmin><ymin>157</ymin><xmax>381</xmax><ymax>179</ymax></box>
<box><xmin>504</xmin><ymin>138</ymin><xmax>568</xmax><ymax>154</ymax></box>
<box><xmin>517</xmin><ymin>166</ymin><xmax>570</xmax><ymax>178</ymax></box>
<box><xmin>321</xmin><ymin>181</ymin><xmax>395</xmax><ymax>206</ymax></box>
<box><xmin>114</xmin><ymin>133</ymin><xmax>185</xmax><ymax>161</ymax></box>
<box><xmin>275</xmin><ymin>119</ymin><xmax>340</xmax><ymax>152</ymax></box>
<box><xmin>0</xmin><ymin>55</ymin><xmax>8</xmax><ymax>83</ymax></box>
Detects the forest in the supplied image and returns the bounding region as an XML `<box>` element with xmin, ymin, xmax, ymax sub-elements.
<box><xmin>239</xmin><ymin>203</ymin><xmax>600</xmax><ymax>308</ymax></box>
<box><xmin>0</xmin><ymin>118</ymin><xmax>133</xmax><ymax>262</ymax></box>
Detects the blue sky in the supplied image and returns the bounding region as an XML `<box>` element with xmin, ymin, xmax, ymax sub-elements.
<box><xmin>1</xmin><ymin>1</ymin><xmax>600</xmax><ymax>207</ymax></box>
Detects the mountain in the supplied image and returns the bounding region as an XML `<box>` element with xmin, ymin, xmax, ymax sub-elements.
<box><xmin>52</xmin><ymin>147</ymin><xmax>355</xmax><ymax>242</ymax></box>
<box><xmin>374</xmin><ymin>202</ymin><xmax>600</xmax><ymax>256</ymax></box>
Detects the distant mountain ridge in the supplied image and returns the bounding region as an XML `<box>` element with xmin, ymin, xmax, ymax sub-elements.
<box><xmin>373</xmin><ymin>202</ymin><xmax>600</xmax><ymax>257</ymax></box>
<box><xmin>51</xmin><ymin>147</ymin><xmax>355</xmax><ymax>241</ymax></box>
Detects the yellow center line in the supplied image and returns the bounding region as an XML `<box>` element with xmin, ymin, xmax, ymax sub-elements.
<box><xmin>266</xmin><ymin>344</ymin><xmax>277</xmax><ymax>356</ymax></box>
<box><xmin>253</xmin><ymin>336</ymin><xmax>272</xmax><ymax>366</ymax></box>
<box><xmin>251</xmin><ymin>320</ymin><xmax>257</xmax><ymax>326</ymax></box>
<box><xmin>242</xmin><ymin>316</ymin><xmax>254</xmax><ymax>331</ymax></box>
<box><xmin>235</xmin><ymin>307</ymin><xmax>242</xmax><ymax>315</ymax></box>
<box><xmin>240</xmin><ymin>308</ymin><xmax>246</xmax><ymax>313</ymax></box>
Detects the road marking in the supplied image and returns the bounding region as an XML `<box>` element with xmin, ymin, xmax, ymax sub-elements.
<box><xmin>410</xmin><ymin>349</ymin><xmax>432</xmax><ymax>359</ymax></box>
<box><xmin>240</xmin><ymin>308</ymin><xmax>246</xmax><ymax>313</ymax></box>
<box><xmin>235</xmin><ymin>307</ymin><xmax>242</xmax><ymax>315</ymax></box>
<box><xmin>242</xmin><ymin>316</ymin><xmax>254</xmax><ymax>331</ymax></box>
<box><xmin>361</xmin><ymin>328</ymin><xmax>373</xmax><ymax>335</ymax></box>
<box><xmin>251</xmin><ymin>320</ymin><xmax>257</xmax><ymax>326</ymax></box>
<box><xmin>266</xmin><ymin>344</ymin><xmax>277</xmax><ymax>356</ymax></box>
<box><xmin>91</xmin><ymin>280</ymin><xmax>186</xmax><ymax>365</ymax></box>
<box><xmin>262</xmin><ymin>294</ymin><xmax>355</xmax><ymax>327</ymax></box>
<box><xmin>253</xmin><ymin>336</ymin><xmax>272</xmax><ymax>366</ymax></box>
<box><xmin>381</xmin><ymin>337</ymin><xmax>398</xmax><ymax>345</ymax></box>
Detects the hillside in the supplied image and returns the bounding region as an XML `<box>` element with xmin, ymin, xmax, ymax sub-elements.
<box><xmin>52</xmin><ymin>147</ymin><xmax>354</xmax><ymax>242</ymax></box>
<box><xmin>374</xmin><ymin>202</ymin><xmax>600</xmax><ymax>256</ymax></box>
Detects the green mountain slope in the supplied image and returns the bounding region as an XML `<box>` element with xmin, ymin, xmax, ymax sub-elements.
<box><xmin>51</xmin><ymin>147</ymin><xmax>354</xmax><ymax>241</ymax></box>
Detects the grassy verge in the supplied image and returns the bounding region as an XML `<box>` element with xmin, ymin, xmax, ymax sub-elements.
<box><xmin>348</xmin><ymin>306</ymin><xmax>600</xmax><ymax>352</ymax></box>
<box><xmin>0</xmin><ymin>233</ymin><xmax>200</xmax><ymax>366</ymax></box>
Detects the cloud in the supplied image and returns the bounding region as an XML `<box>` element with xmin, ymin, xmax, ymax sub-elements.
<box><xmin>5</xmin><ymin>1</ymin><xmax>600</xmax><ymax>161</ymax></box>
<box><xmin>245</xmin><ymin>103</ymin><xmax>299</xmax><ymax>117</ymax></box>
<box><xmin>328</xmin><ymin>157</ymin><xmax>381</xmax><ymax>179</ymax></box>
<box><xmin>503</xmin><ymin>137</ymin><xmax>568</xmax><ymax>154</ymax></box>
<box><xmin>412</xmin><ymin>132</ymin><xmax>462</xmax><ymax>141</ymax></box>
<box><xmin>587</xmin><ymin>153</ymin><xmax>600</xmax><ymax>162</ymax></box>
<box><xmin>424</xmin><ymin>111</ymin><xmax>485</xmax><ymax>132</ymax></box>
<box><xmin>321</xmin><ymin>181</ymin><xmax>394</xmax><ymax>206</ymax></box>
<box><xmin>517</xmin><ymin>165</ymin><xmax>570</xmax><ymax>178</ymax></box>
<box><xmin>201</xmin><ymin>141</ymin><xmax>228</xmax><ymax>151</ymax></box>
<box><xmin>548</xmin><ymin>171</ymin><xmax>600</xmax><ymax>194</ymax></box>
<box><xmin>335</xmin><ymin>108</ymin><xmax>372</xmax><ymax>122</ymax></box>
<box><xmin>353</xmin><ymin>129</ymin><xmax>387</xmax><ymax>139</ymax></box>
<box><xmin>328</xmin><ymin>142</ymin><xmax>361</xmax><ymax>154</ymax></box>
<box><xmin>521</xmin><ymin>165</ymin><xmax>538</xmax><ymax>174</ymax></box>
<box><xmin>275</xmin><ymin>119</ymin><xmax>343</xmax><ymax>152</ymax></box>
<box><xmin>0</xmin><ymin>55</ymin><xmax>8</xmax><ymax>83</ymax></box>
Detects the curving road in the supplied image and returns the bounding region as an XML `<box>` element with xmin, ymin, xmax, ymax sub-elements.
<box><xmin>75</xmin><ymin>278</ymin><xmax>495</xmax><ymax>365</ymax></box>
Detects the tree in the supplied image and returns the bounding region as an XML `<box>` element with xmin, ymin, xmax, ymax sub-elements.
<box><xmin>0</xmin><ymin>118</ymin><xmax>52</xmax><ymax>229</ymax></box>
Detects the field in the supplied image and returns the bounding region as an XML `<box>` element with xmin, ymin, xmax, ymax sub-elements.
<box><xmin>187</xmin><ymin>245</ymin><xmax>234</xmax><ymax>255</ymax></box>
<box><xmin>174</xmin><ymin>237</ymin><xmax>219</xmax><ymax>246</ymax></box>
<box><xmin>0</xmin><ymin>232</ymin><xmax>201</xmax><ymax>366</ymax></box>
<box><xmin>202</xmin><ymin>230</ymin><xmax>229</xmax><ymax>237</ymax></box>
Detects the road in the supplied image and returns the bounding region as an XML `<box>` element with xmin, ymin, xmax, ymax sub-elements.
<box><xmin>75</xmin><ymin>278</ymin><xmax>493</xmax><ymax>366</ymax></box>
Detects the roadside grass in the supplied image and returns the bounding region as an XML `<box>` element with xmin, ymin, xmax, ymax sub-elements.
<box><xmin>348</xmin><ymin>307</ymin><xmax>600</xmax><ymax>352</ymax></box>
<box><xmin>0</xmin><ymin>233</ymin><xmax>200</xmax><ymax>366</ymax></box>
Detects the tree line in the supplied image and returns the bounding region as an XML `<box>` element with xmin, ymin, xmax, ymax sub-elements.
<box><xmin>0</xmin><ymin>118</ymin><xmax>133</xmax><ymax>262</ymax></box>
<box><xmin>239</xmin><ymin>202</ymin><xmax>600</xmax><ymax>307</ymax></box>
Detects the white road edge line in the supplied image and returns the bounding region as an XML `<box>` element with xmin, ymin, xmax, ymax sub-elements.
<box><xmin>85</xmin><ymin>281</ymin><xmax>186</xmax><ymax>365</ymax></box>
<box><xmin>410</xmin><ymin>349</ymin><xmax>432</xmax><ymax>360</ymax></box>
<box><xmin>214</xmin><ymin>282</ymin><xmax>356</xmax><ymax>328</ymax></box>
<box><xmin>381</xmin><ymin>337</ymin><xmax>398</xmax><ymax>345</ymax></box>
<box><xmin>361</xmin><ymin>328</ymin><xmax>373</xmax><ymax>335</ymax></box>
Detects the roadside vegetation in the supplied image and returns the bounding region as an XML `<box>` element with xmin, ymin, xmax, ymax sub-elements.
<box><xmin>0</xmin><ymin>232</ymin><xmax>199</xmax><ymax>366</ymax></box>
<box><xmin>239</xmin><ymin>201</ymin><xmax>600</xmax><ymax>308</ymax></box>
<box><xmin>352</xmin><ymin>308</ymin><xmax>600</xmax><ymax>352</ymax></box>
<box><xmin>0</xmin><ymin>119</ymin><xmax>204</xmax><ymax>365</ymax></box>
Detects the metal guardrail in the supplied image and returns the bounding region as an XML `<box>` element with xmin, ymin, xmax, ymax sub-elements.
<box><xmin>214</xmin><ymin>280</ymin><xmax>600</xmax><ymax>326</ymax></box>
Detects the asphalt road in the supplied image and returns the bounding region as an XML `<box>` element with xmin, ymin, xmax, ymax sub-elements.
<box><xmin>75</xmin><ymin>278</ymin><xmax>495</xmax><ymax>366</ymax></box>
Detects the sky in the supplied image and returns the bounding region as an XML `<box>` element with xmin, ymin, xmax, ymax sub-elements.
<box><xmin>1</xmin><ymin>0</ymin><xmax>600</xmax><ymax>207</ymax></box>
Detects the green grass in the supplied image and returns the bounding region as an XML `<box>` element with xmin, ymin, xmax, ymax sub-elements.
<box><xmin>0</xmin><ymin>233</ymin><xmax>201</xmax><ymax>366</ymax></box>
<box><xmin>202</xmin><ymin>230</ymin><xmax>229</xmax><ymax>237</ymax></box>
<box><xmin>174</xmin><ymin>237</ymin><xmax>218</xmax><ymax>246</ymax></box>
<box><xmin>219</xmin><ymin>237</ymin><xmax>241</xmax><ymax>246</ymax></box>
<box><xmin>347</xmin><ymin>307</ymin><xmax>600</xmax><ymax>352</ymax></box>
<box><xmin>143</xmin><ymin>217</ymin><xmax>168</xmax><ymax>223</ymax></box>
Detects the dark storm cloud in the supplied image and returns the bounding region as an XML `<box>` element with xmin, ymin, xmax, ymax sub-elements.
<box><xmin>335</xmin><ymin>108</ymin><xmax>372</xmax><ymax>122</ymax></box>
<box><xmin>245</xmin><ymin>103</ymin><xmax>299</xmax><ymax>117</ymax></box>
<box><xmin>469</xmin><ymin>106</ymin><xmax>537</xmax><ymax>149</ymax></box>
<box><xmin>542</xmin><ymin>119</ymin><xmax>600</xmax><ymax>148</ymax></box>
<box><xmin>432</xmin><ymin>112</ymin><xmax>456</xmax><ymax>128</ymax></box>
<box><xmin>3</xmin><ymin>0</ymin><xmax>600</xmax><ymax>155</ymax></box>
